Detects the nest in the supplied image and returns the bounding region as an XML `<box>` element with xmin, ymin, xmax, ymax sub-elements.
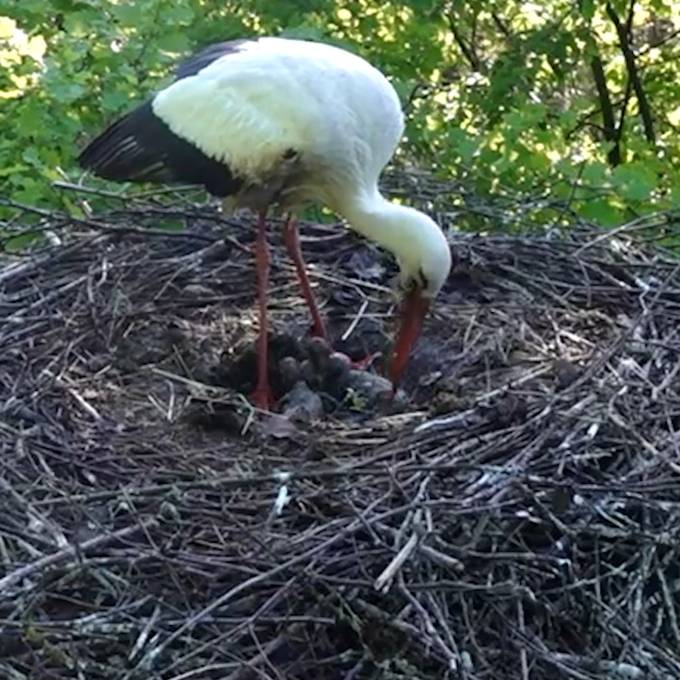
<box><xmin>1</xmin><ymin>186</ymin><xmax>680</xmax><ymax>679</ymax></box>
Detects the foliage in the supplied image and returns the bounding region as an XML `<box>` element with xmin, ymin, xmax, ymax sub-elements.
<box><xmin>0</xmin><ymin>0</ymin><xmax>679</xmax><ymax>230</ymax></box>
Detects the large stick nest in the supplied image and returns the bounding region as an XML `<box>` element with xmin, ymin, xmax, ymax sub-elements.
<box><xmin>1</xmin><ymin>180</ymin><xmax>680</xmax><ymax>679</ymax></box>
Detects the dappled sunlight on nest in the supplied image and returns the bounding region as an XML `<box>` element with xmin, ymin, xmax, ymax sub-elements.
<box><xmin>2</xmin><ymin>194</ymin><xmax>680</xmax><ymax>678</ymax></box>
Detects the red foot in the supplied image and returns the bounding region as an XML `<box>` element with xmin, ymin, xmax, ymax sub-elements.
<box><xmin>250</xmin><ymin>387</ymin><xmax>275</xmax><ymax>411</ymax></box>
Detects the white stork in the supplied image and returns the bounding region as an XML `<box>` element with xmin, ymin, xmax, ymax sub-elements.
<box><xmin>79</xmin><ymin>37</ymin><xmax>451</xmax><ymax>410</ymax></box>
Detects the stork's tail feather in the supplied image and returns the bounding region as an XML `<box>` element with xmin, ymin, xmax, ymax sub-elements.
<box><xmin>78</xmin><ymin>101</ymin><xmax>242</xmax><ymax>197</ymax></box>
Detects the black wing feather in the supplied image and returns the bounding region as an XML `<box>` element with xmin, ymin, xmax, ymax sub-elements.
<box><xmin>78</xmin><ymin>102</ymin><xmax>242</xmax><ymax>197</ymax></box>
<box><xmin>174</xmin><ymin>39</ymin><xmax>252</xmax><ymax>79</ymax></box>
<box><xmin>77</xmin><ymin>40</ymin><xmax>257</xmax><ymax>197</ymax></box>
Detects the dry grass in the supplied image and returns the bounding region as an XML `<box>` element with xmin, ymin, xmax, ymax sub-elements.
<box><xmin>1</xmin><ymin>179</ymin><xmax>680</xmax><ymax>679</ymax></box>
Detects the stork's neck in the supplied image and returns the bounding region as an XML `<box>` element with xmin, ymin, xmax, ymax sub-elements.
<box><xmin>333</xmin><ymin>189</ymin><xmax>434</xmax><ymax>271</ymax></box>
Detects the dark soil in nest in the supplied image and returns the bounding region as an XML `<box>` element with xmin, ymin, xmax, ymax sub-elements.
<box><xmin>2</xmin><ymin>196</ymin><xmax>680</xmax><ymax>679</ymax></box>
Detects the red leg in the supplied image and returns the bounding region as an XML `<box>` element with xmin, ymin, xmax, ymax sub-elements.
<box><xmin>250</xmin><ymin>210</ymin><xmax>273</xmax><ymax>410</ymax></box>
<box><xmin>282</xmin><ymin>214</ymin><xmax>327</xmax><ymax>339</ymax></box>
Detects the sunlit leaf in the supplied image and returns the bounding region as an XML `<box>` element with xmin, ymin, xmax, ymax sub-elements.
<box><xmin>0</xmin><ymin>163</ymin><xmax>28</xmax><ymax>178</ymax></box>
<box><xmin>0</xmin><ymin>16</ymin><xmax>17</xmax><ymax>39</ymax></box>
<box><xmin>578</xmin><ymin>197</ymin><xmax>622</xmax><ymax>226</ymax></box>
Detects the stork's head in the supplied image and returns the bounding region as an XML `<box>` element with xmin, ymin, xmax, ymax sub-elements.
<box><xmin>340</xmin><ymin>197</ymin><xmax>451</xmax><ymax>389</ymax></box>
<box><xmin>389</xmin><ymin>211</ymin><xmax>452</xmax><ymax>389</ymax></box>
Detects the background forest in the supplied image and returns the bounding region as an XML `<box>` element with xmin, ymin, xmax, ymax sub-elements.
<box><xmin>0</xmin><ymin>0</ymin><xmax>679</xmax><ymax>236</ymax></box>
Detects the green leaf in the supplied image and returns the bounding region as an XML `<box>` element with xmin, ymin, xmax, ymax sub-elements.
<box><xmin>390</xmin><ymin>77</ymin><xmax>419</xmax><ymax>106</ymax></box>
<box><xmin>164</xmin><ymin>3</ymin><xmax>195</xmax><ymax>25</ymax></box>
<box><xmin>63</xmin><ymin>10</ymin><xmax>99</xmax><ymax>36</ymax></box>
<box><xmin>156</xmin><ymin>31</ymin><xmax>191</xmax><ymax>53</ymax></box>
<box><xmin>0</xmin><ymin>163</ymin><xmax>28</xmax><ymax>178</ymax></box>
<box><xmin>607</xmin><ymin>0</ymin><xmax>630</xmax><ymax>15</ymax></box>
<box><xmin>448</xmin><ymin>128</ymin><xmax>478</xmax><ymax>163</ymax></box>
<box><xmin>280</xmin><ymin>25</ymin><xmax>327</xmax><ymax>42</ymax></box>
<box><xmin>578</xmin><ymin>198</ymin><xmax>622</xmax><ymax>226</ymax></box>
<box><xmin>100</xmin><ymin>90</ymin><xmax>131</xmax><ymax>112</ymax></box>
<box><xmin>669</xmin><ymin>182</ymin><xmax>680</xmax><ymax>208</ymax></box>
<box><xmin>111</xmin><ymin>3</ymin><xmax>149</xmax><ymax>26</ymax></box>
<box><xmin>579</xmin><ymin>0</ymin><xmax>595</xmax><ymax>20</ymax></box>
<box><xmin>611</xmin><ymin>163</ymin><xmax>657</xmax><ymax>202</ymax></box>
<box><xmin>21</xmin><ymin>147</ymin><xmax>42</xmax><ymax>166</ymax></box>
<box><xmin>156</xmin><ymin>218</ymin><xmax>184</xmax><ymax>232</ymax></box>
<box><xmin>581</xmin><ymin>161</ymin><xmax>608</xmax><ymax>186</ymax></box>
<box><xmin>4</xmin><ymin>231</ymin><xmax>43</xmax><ymax>252</ymax></box>
<box><xmin>49</xmin><ymin>80</ymin><xmax>86</xmax><ymax>104</ymax></box>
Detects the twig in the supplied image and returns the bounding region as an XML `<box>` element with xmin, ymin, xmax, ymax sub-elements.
<box><xmin>0</xmin><ymin>518</ymin><xmax>158</xmax><ymax>591</ymax></box>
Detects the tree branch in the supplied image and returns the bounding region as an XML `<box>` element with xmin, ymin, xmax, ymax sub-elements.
<box><xmin>589</xmin><ymin>53</ymin><xmax>621</xmax><ymax>166</ymax></box>
<box><xmin>624</xmin><ymin>0</ymin><xmax>636</xmax><ymax>36</ymax></box>
<box><xmin>605</xmin><ymin>1</ymin><xmax>656</xmax><ymax>145</ymax></box>
<box><xmin>615</xmin><ymin>76</ymin><xmax>634</xmax><ymax>148</ymax></box>
<box><xmin>446</xmin><ymin>11</ymin><xmax>482</xmax><ymax>72</ymax></box>
<box><xmin>491</xmin><ymin>12</ymin><xmax>512</xmax><ymax>39</ymax></box>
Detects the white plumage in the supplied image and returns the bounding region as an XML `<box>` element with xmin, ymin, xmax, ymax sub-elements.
<box><xmin>155</xmin><ymin>39</ymin><xmax>402</xmax><ymax>187</ymax></box>
<box><xmin>79</xmin><ymin>37</ymin><xmax>452</xmax><ymax>409</ymax></box>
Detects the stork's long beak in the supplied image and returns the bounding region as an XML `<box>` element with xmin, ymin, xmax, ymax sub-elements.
<box><xmin>389</xmin><ymin>286</ymin><xmax>430</xmax><ymax>389</ymax></box>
